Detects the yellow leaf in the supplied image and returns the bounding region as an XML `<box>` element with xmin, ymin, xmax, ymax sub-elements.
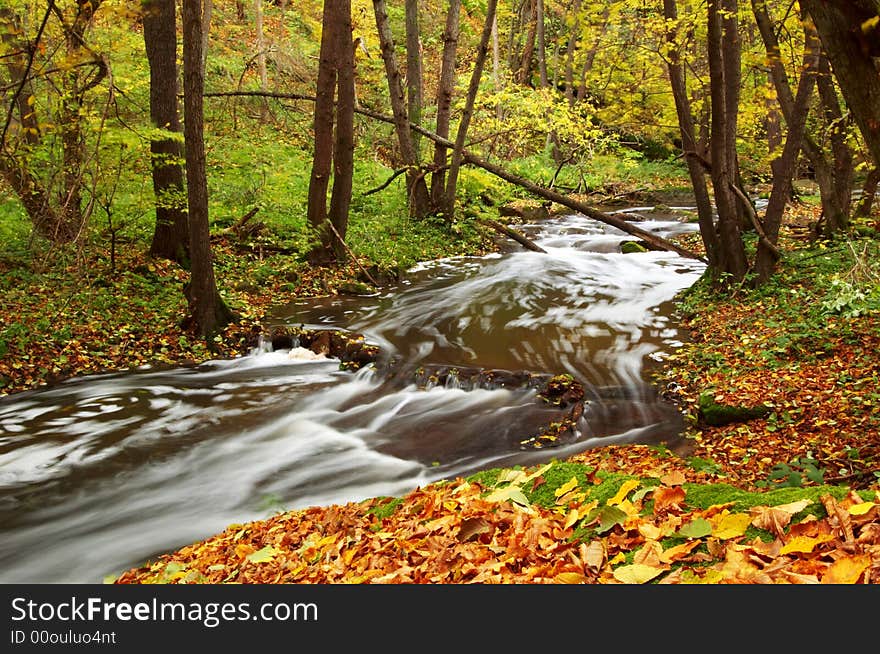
<box><xmin>563</xmin><ymin>508</ymin><xmax>580</xmax><ymax>529</ymax></box>
<box><xmin>862</xmin><ymin>16</ymin><xmax>879</xmax><ymax>32</ymax></box>
<box><xmin>779</xmin><ymin>534</ymin><xmax>835</xmax><ymax>555</ymax></box>
<box><xmin>822</xmin><ymin>554</ymin><xmax>871</xmax><ymax>584</ymax></box>
<box><xmin>638</xmin><ymin>522</ymin><xmax>662</xmax><ymax>540</ymax></box>
<box><xmin>608</xmin><ymin>552</ymin><xmax>626</xmax><ymax>565</ymax></box>
<box><xmin>608</xmin><ymin>479</ymin><xmax>640</xmax><ymax>506</ymax></box>
<box><xmin>246</xmin><ymin>545</ymin><xmax>280</xmax><ymax>563</ymax></box>
<box><xmin>710</xmin><ymin>512</ymin><xmax>752</xmax><ymax>539</ymax></box>
<box><xmin>612</xmin><ymin>563</ymin><xmax>665</xmax><ymax>584</ymax></box>
<box><xmin>554</xmin><ymin>572</ymin><xmax>588</xmax><ymax>584</ymax></box>
<box><xmin>554</xmin><ymin>476</ymin><xmax>580</xmax><ymax>499</ymax></box>
<box><xmin>848</xmin><ymin>502</ymin><xmax>877</xmax><ymax>516</ymax></box>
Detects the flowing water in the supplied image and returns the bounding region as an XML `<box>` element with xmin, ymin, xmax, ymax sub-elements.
<box><xmin>0</xmin><ymin>208</ymin><xmax>706</xmax><ymax>583</ymax></box>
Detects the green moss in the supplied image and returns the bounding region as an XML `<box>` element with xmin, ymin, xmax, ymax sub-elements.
<box><xmin>698</xmin><ymin>392</ymin><xmax>771</xmax><ymax>426</ymax></box>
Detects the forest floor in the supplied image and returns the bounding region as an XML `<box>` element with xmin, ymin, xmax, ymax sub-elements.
<box><xmin>3</xmin><ymin>193</ymin><xmax>879</xmax><ymax>584</ymax></box>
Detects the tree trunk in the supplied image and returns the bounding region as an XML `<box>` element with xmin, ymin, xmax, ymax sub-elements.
<box><xmin>535</xmin><ymin>0</ymin><xmax>548</xmax><ymax>88</ymax></box>
<box><xmin>405</xmin><ymin>0</ymin><xmax>423</xmax><ymax>157</ymax></box>
<box><xmin>431</xmin><ymin>0</ymin><xmax>461</xmax><ymax>211</ymax></box>
<box><xmin>855</xmin><ymin>168</ymin><xmax>879</xmax><ymax>217</ymax></box>
<box><xmin>201</xmin><ymin>0</ymin><xmax>212</xmax><ymax>72</ymax></box>
<box><xmin>517</xmin><ymin>0</ymin><xmax>537</xmax><ymax>86</ymax></box>
<box><xmin>306</xmin><ymin>0</ymin><xmax>339</xmax><ymax>263</ymax></box>
<box><xmin>443</xmin><ymin>0</ymin><xmax>498</xmax><ymax>217</ymax></box>
<box><xmin>143</xmin><ymin>0</ymin><xmax>189</xmax><ymax>264</ymax></box>
<box><xmin>754</xmin><ymin>0</ymin><xmax>854</xmax><ymax>238</ymax></box>
<box><xmin>663</xmin><ymin>0</ymin><xmax>719</xmax><ymax>266</ymax></box>
<box><xmin>327</xmin><ymin>0</ymin><xmax>355</xmax><ymax>260</ymax></box>
<box><xmin>563</xmin><ymin>0</ymin><xmax>582</xmax><ymax>105</ymax></box>
<box><xmin>754</xmin><ymin>16</ymin><xmax>820</xmax><ymax>282</ymax></box>
<box><xmin>254</xmin><ymin>0</ymin><xmax>268</xmax><ymax>91</ymax></box>
<box><xmin>800</xmin><ymin>0</ymin><xmax>880</xmax><ymax>169</ymax></box>
<box><xmin>181</xmin><ymin>0</ymin><xmax>235</xmax><ymax>339</ymax></box>
<box><xmin>372</xmin><ymin>0</ymin><xmax>430</xmax><ymax>218</ymax></box>
<box><xmin>707</xmin><ymin>0</ymin><xmax>748</xmax><ymax>281</ymax></box>
<box><xmin>815</xmin><ymin>53</ymin><xmax>854</xmax><ymax>234</ymax></box>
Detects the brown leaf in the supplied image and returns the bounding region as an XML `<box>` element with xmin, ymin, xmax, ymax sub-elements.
<box><xmin>653</xmin><ymin>486</ymin><xmax>686</xmax><ymax>513</ymax></box>
<box><xmin>822</xmin><ymin>554</ymin><xmax>871</xmax><ymax>584</ymax></box>
<box><xmin>457</xmin><ymin>517</ymin><xmax>493</xmax><ymax>543</ymax></box>
<box><xmin>750</xmin><ymin>499</ymin><xmax>811</xmax><ymax>537</ymax></box>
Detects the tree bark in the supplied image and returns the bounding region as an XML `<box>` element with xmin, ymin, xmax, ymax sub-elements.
<box><xmin>306</xmin><ymin>0</ymin><xmax>339</xmax><ymax>263</ymax></box>
<box><xmin>707</xmin><ymin>0</ymin><xmax>748</xmax><ymax>280</ymax></box>
<box><xmin>517</xmin><ymin>0</ymin><xmax>537</xmax><ymax>86</ymax></box>
<box><xmin>372</xmin><ymin>0</ymin><xmax>430</xmax><ymax>218</ymax></box>
<box><xmin>405</xmin><ymin>0</ymin><xmax>423</xmax><ymax>157</ymax></box>
<box><xmin>663</xmin><ymin>0</ymin><xmax>719</xmax><ymax>267</ymax></box>
<box><xmin>754</xmin><ymin>15</ymin><xmax>821</xmax><ymax>282</ymax></box>
<box><xmin>753</xmin><ymin>0</ymin><xmax>854</xmax><ymax>238</ymax></box>
<box><xmin>181</xmin><ymin>0</ymin><xmax>235</xmax><ymax>338</ymax></box>
<box><xmin>443</xmin><ymin>0</ymin><xmax>498</xmax><ymax>217</ymax></box>
<box><xmin>800</xmin><ymin>0</ymin><xmax>880</xmax><ymax>169</ymax></box>
<box><xmin>855</xmin><ymin>168</ymin><xmax>879</xmax><ymax>217</ymax></box>
<box><xmin>327</xmin><ymin>0</ymin><xmax>355</xmax><ymax>260</ymax></box>
<box><xmin>535</xmin><ymin>0</ymin><xmax>548</xmax><ymax>88</ymax></box>
<box><xmin>143</xmin><ymin>0</ymin><xmax>189</xmax><ymax>264</ymax></box>
<box><xmin>431</xmin><ymin>0</ymin><xmax>461</xmax><ymax>211</ymax></box>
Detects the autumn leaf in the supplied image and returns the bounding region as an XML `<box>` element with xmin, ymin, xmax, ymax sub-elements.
<box><xmin>750</xmin><ymin>499</ymin><xmax>811</xmax><ymax>536</ymax></box>
<box><xmin>710</xmin><ymin>512</ymin><xmax>751</xmax><ymax>539</ymax></box>
<box><xmin>612</xmin><ymin>563</ymin><xmax>665</xmax><ymax>584</ymax></box>
<box><xmin>779</xmin><ymin>534</ymin><xmax>835</xmax><ymax>555</ymax></box>
<box><xmin>608</xmin><ymin>479</ymin><xmax>640</xmax><ymax>506</ymax></box>
<box><xmin>652</xmin><ymin>485</ymin><xmax>686</xmax><ymax>513</ymax></box>
<box><xmin>594</xmin><ymin>505</ymin><xmax>628</xmax><ymax>534</ymax></box>
<box><xmin>822</xmin><ymin>554</ymin><xmax>871</xmax><ymax>584</ymax></box>
<box><xmin>581</xmin><ymin>541</ymin><xmax>605</xmax><ymax>571</ymax></box>
<box><xmin>677</xmin><ymin>517</ymin><xmax>712</xmax><ymax>539</ymax></box>
<box><xmin>247</xmin><ymin>545</ymin><xmax>281</xmax><ymax>563</ymax></box>
<box><xmin>554</xmin><ymin>476</ymin><xmax>580</xmax><ymax>499</ymax></box>
<box><xmin>659</xmin><ymin>540</ymin><xmax>702</xmax><ymax>564</ymax></box>
<box><xmin>458</xmin><ymin>517</ymin><xmax>492</xmax><ymax>542</ymax></box>
<box><xmin>847</xmin><ymin>502</ymin><xmax>877</xmax><ymax>517</ymax></box>
<box><xmin>554</xmin><ymin>572</ymin><xmax>588</xmax><ymax>584</ymax></box>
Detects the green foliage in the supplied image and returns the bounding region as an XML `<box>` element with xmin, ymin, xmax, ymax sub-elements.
<box><xmin>757</xmin><ymin>457</ymin><xmax>826</xmax><ymax>489</ymax></box>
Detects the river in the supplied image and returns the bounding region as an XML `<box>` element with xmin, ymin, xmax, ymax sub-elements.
<box><xmin>0</xmin><ymin>207</ymin><xmax>706</xmax><ymax>583</ymax></box>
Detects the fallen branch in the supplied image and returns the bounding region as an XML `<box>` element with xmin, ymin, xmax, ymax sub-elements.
<box><xmin>478</xmin><ymin>218</ymin><xmax>547</xmax><ymax>253</ymax></box>
<box><xmin>324</xmin><ymin>220</ymin><xmax>379</xmax><ymax>287</ymax></box>
<box><xmin>221</xmin><ymin>206</ymin><xmax>260</xmax><ymax>236</ymax></box>
<box><xmin>364</xmin><ymin>167</ymin><xmax>407</xmax><ymax>195</ymax></box>
<box><xmin>729</xmin><ymin>183</ymin><xmax>782</xmax><ymax>259</ymax></box>
<box><xmin>203</xmin><ymin>91</ymin><xmax>707</xmax><ymax>262</ymax></box>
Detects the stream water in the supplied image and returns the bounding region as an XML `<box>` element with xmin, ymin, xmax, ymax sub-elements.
<box><xmin>0</xmin><ymin>207</ymin><xmax>706</xmax><ymax>583</ymax></box>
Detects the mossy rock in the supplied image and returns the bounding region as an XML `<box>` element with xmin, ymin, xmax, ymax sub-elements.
<box><xmin>698</xmin><ymin>392</ymin><xmax>771</xmax><ymax>427</ymax></box>
<box><xmin>337</xmin><ymin>281</ymin><xmax>377</xmax><ymax>296</ymax></box>
<box><xmin>620</xmin><ymin>240</ymin><xmax>649</xmax><ymax>254</ymax></box>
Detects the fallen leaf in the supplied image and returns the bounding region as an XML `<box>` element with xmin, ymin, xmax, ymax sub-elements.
<box><xmin>608</xmin><ymin>479</ymin><xmax>640</xmax><ymax>506</ymax></box>
<box><xmin>779</xmin><ymin>534</ymin><xmax>835</xmax><ymax>555</ymax></box>
<box><xmin>822</xmin><ymin>554</ymin><xmax>871</xmax><ymax>584</ymax></box>
<box><xmin>612</xmin><ymin>563</ymin><xmax>665</xmax><ymax>584</ymax></box>
<box><xmin>710</xmin><ymin>512</ymin><xmax>751</xmax><ymax>539</ymax></box>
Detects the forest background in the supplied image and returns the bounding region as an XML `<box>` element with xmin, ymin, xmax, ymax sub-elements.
<box><xmin>1</xmin><ymin>0</ymin><xmax>879</xmax><ymax>584</ymax></box>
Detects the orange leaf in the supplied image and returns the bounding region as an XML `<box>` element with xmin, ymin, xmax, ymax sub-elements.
<box><xmin>653</xmin><ymin>486</ymin><xmax>686</xmax><ymax>513</ymax></box>
<box><xmin>822</xmin><ymin>554</ymin><xmax>871</xmax><ymax>584</ymax></box>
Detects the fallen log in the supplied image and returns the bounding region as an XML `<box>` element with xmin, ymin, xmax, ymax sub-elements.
<box><xmin>203</xmin><ymin>91</ymin><xmax>706</xmax><ymax>262</ymax></box>
<box><xmin>478</xmin><ymin>218</ymin><xmax>547</xmax><ymax>252</ymax></box>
